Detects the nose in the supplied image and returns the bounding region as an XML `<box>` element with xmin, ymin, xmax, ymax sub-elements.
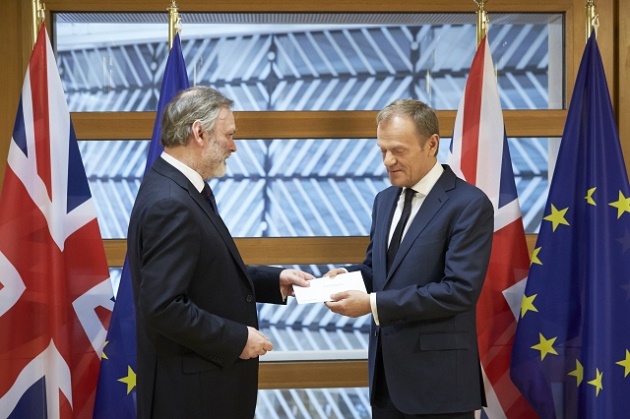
<box><xmin>383</xmin><ymin>150</ymin><xmax>395</xmax><ymax>167</ymax></box>
<box><xmin>229</xmin><ymin>137</ymin><xmax>237</xmax><ymax>153</ymax></box>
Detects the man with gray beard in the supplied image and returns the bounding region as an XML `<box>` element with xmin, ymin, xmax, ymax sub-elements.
<box><xmin>128</xmin><ymin>86</ymin><xmax>313</xmax><ymax>419</ymax></box>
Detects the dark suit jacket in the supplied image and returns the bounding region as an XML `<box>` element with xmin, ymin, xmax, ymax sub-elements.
<box><xmin>355</xmin><ymin>165</ymin><xmax>494</xmax><ymax>415</ymax></box>
<box><xmin>128</xmin><ymin>157</ymin><xmax>284</xmax><ymax>419</ymax></box>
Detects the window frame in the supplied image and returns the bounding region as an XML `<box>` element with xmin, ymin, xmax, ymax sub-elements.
<box><xmin>10</xmin><ymin>0</ymin><xmax>618</xmax><ymax>390</ymax></box>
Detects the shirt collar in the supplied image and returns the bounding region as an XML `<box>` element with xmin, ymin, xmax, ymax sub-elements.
<box><xmin>160</xmin><ymin>151</ymin><xmax>206</xmax><ymax>193</ymax></box>
<box><xmin>408</xmin><ymin>161</ymin><xmax>443</xmax><ymax>196</ymax></box>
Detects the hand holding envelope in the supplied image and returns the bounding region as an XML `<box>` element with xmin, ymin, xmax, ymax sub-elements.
<box><xmin>292</xmin><ymin>271</ymin><xmax>367</xmax><ymax>304</ymax></box>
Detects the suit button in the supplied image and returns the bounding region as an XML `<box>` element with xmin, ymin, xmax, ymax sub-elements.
<box><xmin>246</xmin><ymin>295</ymin><xmax>254</xmax><ymax>303</ymax></box>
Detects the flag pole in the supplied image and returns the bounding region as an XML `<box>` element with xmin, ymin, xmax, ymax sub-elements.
<box><xmin>168</xmin><ymin>1</ymin><xmax>181</xmax><ymax>50</ymax></box>
<box><xmin>31</xmin><ymin>0</ymin><xmax>45</xmax><ymax>45</ymax></box>
<box><xmin>474</xmin><ymin>0</ymin><xmax>489</xmax><ymax>46</ymax></box>
<box><xmin>585</xmin><ymin>0</ymin><xmax>597</xmax><ymax>43</ymax></box>
<box><xmin>474</xmin><ymin>0</ymin><xmax>495</xmax><ymax>78</ymax></box>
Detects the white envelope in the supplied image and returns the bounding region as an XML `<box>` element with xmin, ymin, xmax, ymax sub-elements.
<box><xmin>292</xmin><ymin>271</ymin><xmax>367</xmax><ymax>304</ymax></box>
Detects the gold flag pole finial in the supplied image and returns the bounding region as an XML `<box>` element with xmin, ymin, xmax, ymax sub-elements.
<box><xmin>168</xmin><ymin>1</ymin><xmax>181</xmax><ymax>50</ymax></box>
<box><xmin>585</xmin><ymin>0</ymin><xmax>598</xmax><ymax>43</ymax></box>
<box><xmin>474</xmin><ymin>0</ymin><xmax>489</xmax><ymax>46</ymax></box>
<box><xmin>32</xmin><ymin>0</ymin><xmax>46</xmax><ymax>44</ymax></box>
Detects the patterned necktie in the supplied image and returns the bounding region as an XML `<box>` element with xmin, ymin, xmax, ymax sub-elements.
<box><xmin>201</xmin><ymin>183</ymin><xmax>218</xmax><ymax>213</ymax></box>
<box><xmin>387</xmin><ymin>188</ymin><xmax>416</xmax><ymax>271</ymax></box>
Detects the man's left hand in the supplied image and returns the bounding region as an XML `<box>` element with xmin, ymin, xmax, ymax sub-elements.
<box><xmin>325</xmin><ymin>290</ymin><xmax>371</xmax><ymax>318</ymax></box>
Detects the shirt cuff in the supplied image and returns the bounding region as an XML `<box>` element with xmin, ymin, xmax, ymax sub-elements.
<box><xmin>370</xmin><ymin>292</ymin><xmax>380</xmax><ymax>326</ymax></box>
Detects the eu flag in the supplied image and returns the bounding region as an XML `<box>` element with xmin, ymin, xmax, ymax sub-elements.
<box><xmin>510</xmin><ymin>33</ymin><xmax>630</xmax><ymax>418</ymax></box>
<box><xmin>93</xmin><ymin>33</ymin><xmax>190</xmax><ymax>418</ymax></box>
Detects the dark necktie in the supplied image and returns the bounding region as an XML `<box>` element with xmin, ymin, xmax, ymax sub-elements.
<box><xmin>201</xmin><ymin>183</ymin><xmax>218</xmax><ymax>213</ymax></box>
<box><xmin>387</xmin><ymin>188</ymin><xmax>416</xmax><ymax>271</ymax></box>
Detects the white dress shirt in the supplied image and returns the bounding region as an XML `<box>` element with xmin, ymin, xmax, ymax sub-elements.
<box><xmin>161</xmin><ymin>151</ymin><xmax>206</xmax><ymax>193</ymax></box>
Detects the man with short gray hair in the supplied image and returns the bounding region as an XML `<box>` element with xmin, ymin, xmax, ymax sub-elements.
<box><xmin>128</xmin><ymin>86</ymin><xmax>313</xmax><ymax>418</ymax></box>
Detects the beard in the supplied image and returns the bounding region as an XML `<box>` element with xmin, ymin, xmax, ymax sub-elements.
<box><xmin>213</xmin><ymin>159</ymin><xmax>227</xmax><ymax>177</ymax></box>
<box><xmin>202</xmin><ymin>140</ymin><xmax>230</xmax><ymax>179</ymax></box>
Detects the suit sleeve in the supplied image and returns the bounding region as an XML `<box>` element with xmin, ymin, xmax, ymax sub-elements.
<box><xmin>376</xmin><ymin>192</ymin><xmax>494</xmax><ymax>327</ymax></box>
<box><xmin>247</xmin><ymin>265</ymin><xmax>284</xmax><ymax>303</ymax></box>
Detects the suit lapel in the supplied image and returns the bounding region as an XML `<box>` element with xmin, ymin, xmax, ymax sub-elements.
<box><xmin>385</xmin><ymin>166</ymin><xmax>456</xmax><ymax>281</ymax></box>
<box><xmin>190</xmin><ymin>188</ymin><xmax>252</xmax><ymax>281</ymax></box>
<box><xmin>152</xmin><ymin>159</ymin><xmax>253</xmax><ymax>289</ymax></box>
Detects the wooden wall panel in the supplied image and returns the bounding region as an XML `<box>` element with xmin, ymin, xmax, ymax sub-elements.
<box><xmin>259</xmin><ymin>361</ymin><xmax>368</xmax><ymax>389</ymax></box>
<box><xmin>0</xmin><ymin>0</ymin><xmax>26</xmax><ymax>191</ymax></box>
<box><xmin>73</xmin><ymin>110</ymin><xmax>568</xmax><ymax>141</ymax></box>
<box><xmin>620</xmin><ymin>0</ymin><xmax>630</xmax><ymax>176</ymax></box>
<box><xmin>105</xmin><ymin>236</ymin><xmax>538</xmax><ymax>268</ymax></box>
<box><xmin>40</xmin><ymin>0</ymin><xmax>575</xmax><ymax>13</ymax></box>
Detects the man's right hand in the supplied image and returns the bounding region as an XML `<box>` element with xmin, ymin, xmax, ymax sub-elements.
<box><xmin>239</xmin><ymin>326</ymin><xmax>274</xmax><ymax>359</ymax></box>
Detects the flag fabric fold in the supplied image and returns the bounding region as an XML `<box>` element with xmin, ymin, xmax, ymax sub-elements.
<box><xmin>0</xmin><ymin>24</ymin><xmax>113</xmax><ymax>418</ymax></box>
<box><xmin>447</xmin><ymin>36</ymin><xmax>536</xmax><ymax>418</ymax></box>
<box><xmin>93</xmin><ymin>33</ymin><xmax>190</xmax><ymax>419</ymax></box>
<box><xmin>510</xmin><ymin>33</ymin><xmax>630</xmax><ymax>418</ymax></box>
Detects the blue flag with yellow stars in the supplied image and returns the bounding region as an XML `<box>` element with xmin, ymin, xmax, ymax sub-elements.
<box><xmin>510</xmin><ymin>32</ymin><xmax>630</xmax><ymax>418</ymax></box>
<box><xmin>93</xmin><ymin>33</ymin><xmax>190</xmax><ymax>418</ymax></box>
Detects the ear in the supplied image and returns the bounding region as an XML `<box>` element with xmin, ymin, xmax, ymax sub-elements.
<box><xmin>191</xmin><ymin>120</ymin><xmax>204</xmax><ymax>146</ymax></box>
<box><xmin>427</xmin><ymin>134</ymin><xmax>439</xmax><ymax>155</ymax></box>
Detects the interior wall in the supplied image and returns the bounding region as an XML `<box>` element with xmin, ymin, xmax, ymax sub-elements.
<box><xmin>0</xmin><ymin>0</ymin><xmax>23</xmax><ymax>187</ymax></box>
<box><xmin>619</xmin><ymin>0</ymin><xmax>630</xmax><ymax>168</ymax></box>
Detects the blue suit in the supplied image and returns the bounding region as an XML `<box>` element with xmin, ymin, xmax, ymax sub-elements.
<box><xmin>356</xmin><ymin>165</ymin><xmax>493</xmax><ymax>415</ymax></box>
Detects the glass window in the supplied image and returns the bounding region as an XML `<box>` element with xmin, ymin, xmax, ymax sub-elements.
<box><xmin>258</xmin><ymin>264</ymin><xmax>370</xmax><ymax>353</ymax></box>
<box><xmin>54</xmin><ymin>13</ymin><xmax>564</xmax><ymax>111</ymax></box>
<box><xmin>256</xmin><ymin>387</ymin><xmax>370</xmax><ymax>418</ymax></box>
<box><xmin>81</xmin><ymin>137</ymin><xmax>550</xmax><ymax>239</ymax></box>
<box><xmin>109</xmin><ymin>267</ymin><xmax>122</xmax><ymax>295</ymax></box>
<box><xmin>71</xmin><ymin>11</ymin><xmax>559</xmax><ymax>365</ymax></box>
<box><xmin>81</xmin><ymin>139</ymin><xmax>387</xmax><ymax>239</ymax></box>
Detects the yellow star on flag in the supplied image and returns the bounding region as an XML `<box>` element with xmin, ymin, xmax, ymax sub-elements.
<box><xmin>520</xmin><ymin>294</ymin><xmax>538</xmax><ymax>318</ymax></box>
<box><xmin>587</xmin><ymin>368</ymin><xmax>604</xmax><ymax>396</ymax></box>
<box><xmin>585</xmin><ymin>187</ymin><xmax>597</xmax><ymax>206</ymax></box>
<box><xmin>531</xmin><ymin>333</ymin><xmax>558</xmax><ymax>360</ymax></box>
<box><xmin>118</xmin><ymin>366</ymin><xmax>137</xmax><ymax>394</ymax></box>
<box><xmin>568</xmin><ymin>359</ymin><xmax>584</xmax><ymax>386</ymax></box>
<box><xmin>101</xmin><ymin>340</ymin><xmax>109</xmax><ymax>360</ymax></box>
<box><xmin>530</xmin><ymin>247</ymin><xmax>542</xmax><ymax>265</ymax></box>
<box><xmin>616</xmin><ymin>349</ymin><xmax>630</xmax><ymax>377</ymax></box>
<box><xmin>609</xmin><ymin>191</ymin><xmax>630</xmax><ymax>219</ymax></box>
<box><xmin>543</xmin><ymin>204</ymin><xmax>570</xmax><ymax>231</ymax></box>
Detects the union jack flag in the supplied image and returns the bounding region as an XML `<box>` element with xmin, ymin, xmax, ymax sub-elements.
<box><xmin>447</xmin><ymin>36</ymin><xmax>535</xmax><ymax>418</ymax></box>
<box><xmin>0</xmin><ymin>24</ymin><xmax>113</xmax><ymax>418</ymax></box>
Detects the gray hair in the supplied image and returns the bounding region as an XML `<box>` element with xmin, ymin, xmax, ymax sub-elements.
<box><xmin>160</xmin><ymin>86</ymin><xmax>234</xmax><ymax>147</ymax></box>
<box><xmin>376</xmin><ymin>99</ymin><xmax>440</xmax><ymax>149</ymax></box>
